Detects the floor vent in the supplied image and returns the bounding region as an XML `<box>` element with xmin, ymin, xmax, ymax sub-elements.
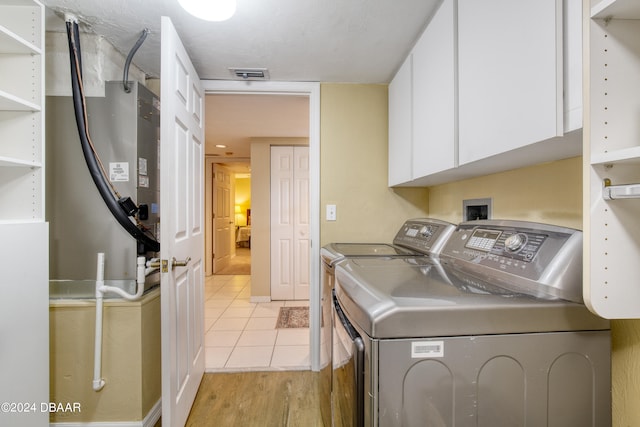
<box><xmin>229</xmin><ymin>68</ymin><xmax>270</xmax><ymax>80</ymax></box>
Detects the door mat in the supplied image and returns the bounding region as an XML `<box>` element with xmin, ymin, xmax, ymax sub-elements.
<box><xmin>275</xmin><ymin>307</ymin><xmax>309</xmax><ymax>329</ymax></box>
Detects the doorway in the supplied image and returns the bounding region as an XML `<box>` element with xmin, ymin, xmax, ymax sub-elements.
<box><xmin>202</xmin><ymin>81</ymin><xmax>321</xmax><ymax>371</ymax></box>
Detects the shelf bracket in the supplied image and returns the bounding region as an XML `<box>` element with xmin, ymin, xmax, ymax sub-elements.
<box><xmin>602</xmin><ymin>178</ymin><xmax>640</xmax><ymax>200</ymax></box>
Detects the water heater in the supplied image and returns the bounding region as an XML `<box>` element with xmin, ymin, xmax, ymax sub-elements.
<box><xmin>47</xmin><ymin>81</ymin><xmax>160</xmax><ymax>283</ymax></box>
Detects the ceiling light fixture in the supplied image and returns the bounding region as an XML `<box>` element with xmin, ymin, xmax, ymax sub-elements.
<box><xmin>177</xmin><ymin>0</ymin><xmax>236</xmax><ymax>22</ymax></box>
<box><xmin>215</xmin><ymin>144</ymin><xmax>227</xmax><ymax>148</ymax></box>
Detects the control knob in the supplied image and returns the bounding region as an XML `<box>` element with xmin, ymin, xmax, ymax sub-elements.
<box><xmin>419</xmin><ymin>226</ymin><xmax>433</xmax><ymax>238</ymax></box>
<box><xmin>504</xmin><ymin>233</ymin><xmax>527</xmax><ymax>252</ymax></box>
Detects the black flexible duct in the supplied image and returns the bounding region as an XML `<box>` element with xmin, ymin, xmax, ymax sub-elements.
<box><xmin>123</xmin><ymin>28</ymin><xmax>150</xmax><ymax>93</ymax></box>
<box><xmin>65</xmin><ymin>20</ymin><xmax>160</xmax><ymax>253</ymax></box>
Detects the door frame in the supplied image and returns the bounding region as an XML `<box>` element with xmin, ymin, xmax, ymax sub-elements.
<box><xmin>202</xmin><ymin>80</ymin><xmax>321</xmax><ymax>371</ymax></box>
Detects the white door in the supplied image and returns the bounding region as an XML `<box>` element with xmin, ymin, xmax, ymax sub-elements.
<box><xmin>160</xmin><ymin>16</ymin><xmax>205</xmax><ymax>427</ymax></box>
<box><xmin>271</xmin><ymin>146</ymin><xmax>310</xmax><ymax>300</ymax></box>
<box><xmin>213</xmin><ymin>163</ymin><xmax>232</xmax><ymax>273</ymax></box>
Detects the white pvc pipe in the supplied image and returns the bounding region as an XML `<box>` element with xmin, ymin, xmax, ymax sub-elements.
<box><xmin>93</xmin><ymin>253</ymin><xmax>106</xmax><ymax>391</ymax></box>
<box><xmin>93</xmin><ymin>254</ymin><xmax>147</xmax><ymax>392</ymax></box>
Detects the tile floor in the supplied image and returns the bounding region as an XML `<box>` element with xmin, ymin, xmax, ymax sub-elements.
<box><xmin>204</xmin><ymin>274</ymin><xmax>310</xmax><ymax>372</ymax></box>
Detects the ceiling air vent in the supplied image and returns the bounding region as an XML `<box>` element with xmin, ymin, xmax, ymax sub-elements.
<box><xmin>229</xmin><ymin>68</ymin><xmax>270</xmax><ymax>80</ymax></box>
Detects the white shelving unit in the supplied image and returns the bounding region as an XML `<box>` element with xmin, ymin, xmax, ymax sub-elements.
<box><xmin>0</xmin><ymin>2</ymin><xmax>48</xmax><ymax>426</ymax></box>
<box><xmin>585</xmin><ymin>0</ymin><xmax>640</xmax><ymax>318</ymax></box>
<box><xmin>0</xmin><ymin>0</ymin><xmax>44</xmax><ymax>224</ymax></box>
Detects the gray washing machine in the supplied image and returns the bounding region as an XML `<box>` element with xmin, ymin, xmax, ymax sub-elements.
<box><xmin>320</xmin><ymin>218</ymin><xmax>456</xmax><ymax>427</ymax></box>
<box><xmin>333</xmin><ymin>220</ymin><xmax>611</xmax><ymax>427</ymax></box>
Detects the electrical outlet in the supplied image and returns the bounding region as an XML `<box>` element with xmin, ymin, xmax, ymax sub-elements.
<box><xmin>326</xmin><ymin>204</ymin><xmax>337</xmax><ymax>221</ymax></box>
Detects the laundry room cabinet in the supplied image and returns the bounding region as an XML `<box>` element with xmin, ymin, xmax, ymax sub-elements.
<box><xmin>388</xmin><ymin>0</ymin><xmax>456</xmax><ymax>187</ymax></box>
<box><xmin>457</xmin><ymin>0</ymin><xmax>563</xmax><ymax>165</ymax></box>
<box><xmin>584</xmin><ymin>0</ymin><xmax>640</xmax><ymax>318</ymax></box>
<box><xmin>388</xmin><ymin>54</ymin><xmax>412</xmax><ymax>186</ymax></box>
<box><xmin>389</xmin><ymin>0</ymin><xmax>583</xmax><ymax>187</ymax></box>
<box><xmin>412</xmin><ymin>0</ymin><xmax>456</xmax><ymax>179</ymax></box>
<box><xmin>0</xmin><ymin>1</ymin><xmax>48</xmax><ymax>426</ymax></box>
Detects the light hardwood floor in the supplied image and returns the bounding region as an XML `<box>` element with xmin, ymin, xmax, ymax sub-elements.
<box><xmin>185</xmin><ymin>371</ymin><xmax>325</xmax><ymax>426</ymax></box>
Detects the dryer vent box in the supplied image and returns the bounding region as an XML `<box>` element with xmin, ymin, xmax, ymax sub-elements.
<box><xmin>463</xmin><ymin>198</ymin><xmax>492</xmax><ymax>221</ymax></box>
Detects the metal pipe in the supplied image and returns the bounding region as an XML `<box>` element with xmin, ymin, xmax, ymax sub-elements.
<box><xmin>123</xmin><ymin>28</ymin><xmax>150</xmax><ymax>93</ymax></box>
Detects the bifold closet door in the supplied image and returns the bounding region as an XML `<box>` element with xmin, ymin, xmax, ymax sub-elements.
<box><xmin>271</xmin><ymin>146</ymin><xmax>310</xmax><ymax>300</ymax></box>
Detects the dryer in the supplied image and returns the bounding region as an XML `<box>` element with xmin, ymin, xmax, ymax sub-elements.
<box><xmin>333</xmin><ymin>220</ymin><xmax>611</xmax><ymax>427</ymax></box>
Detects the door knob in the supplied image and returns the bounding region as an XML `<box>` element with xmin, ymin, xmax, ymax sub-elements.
<box><xmin>171</xmin><ymin>256</ymin><xmax>191</xmax><ymax>270</ymax></box>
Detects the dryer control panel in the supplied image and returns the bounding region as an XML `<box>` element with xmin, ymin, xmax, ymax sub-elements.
<box><xmin>393</xmin><ymin>218</ymin><xmax>456</xmax><ymax>256</ymax></box>
<box><xmin>440</xmin><ymin>220</ymin><xmax>583</xmax><ymax>302</ymax></box>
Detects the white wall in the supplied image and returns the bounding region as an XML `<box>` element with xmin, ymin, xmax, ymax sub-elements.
<box><xmin>46</xmin><ymin>30</ymin><xmax>146</xmax><ymax>97</ymax></box>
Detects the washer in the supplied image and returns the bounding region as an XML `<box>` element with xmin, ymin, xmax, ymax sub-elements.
<box><xmin>320</xmin><ymin>218</ymin><xmax>455</xmax><ymax>427</ymax></box>
<box><xmin>333</xmin><ymin>220</ymin><xmax>611</xmax><ymax>427</ymax></box>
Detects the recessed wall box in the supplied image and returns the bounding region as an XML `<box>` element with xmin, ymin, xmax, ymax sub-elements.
<box><xmin>463</xmin><ymin>198</ymin><xmax>492</xmax><ymax>221</ymax></box>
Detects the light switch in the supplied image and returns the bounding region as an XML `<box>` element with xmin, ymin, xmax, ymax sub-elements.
<box><xmin>326</xmin><ymin>204</ymin><xmax>337</xmax><ymax>221</ymax></box>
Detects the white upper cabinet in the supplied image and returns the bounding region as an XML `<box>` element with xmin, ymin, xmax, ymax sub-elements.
<box><xmin>388</xmin><ymin>54</ymin><xmax>413</xmax><ymax>186</ymax></box>
<box><xmin>388</xmin><ymin>0</ymin><xmax>457</xmax><ymax>186</ymax></box>
<box><xmin>389</xmin><ymin>0</ymin><xmax>582</xmax><ymax>187</ymax></box>
<box><xmin>412</xmin><ymin>0</ymin><xmax>457</xmax><ymax>178</ymax></box>
<box><xmin>458</xmin><ymin>0</ymin><xmax>563</xmax><ymax>165</ymax></box>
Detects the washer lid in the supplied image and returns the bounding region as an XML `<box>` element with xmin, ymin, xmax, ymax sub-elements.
<box><xmin>334</xmin><ymin>256</ymin><xmax>609</xmax><ymax>339</ymax></box>
<box><xmin>320</xmin><ymin>243</ymin><xmax>418</xmax><ymax>266</ymax></box>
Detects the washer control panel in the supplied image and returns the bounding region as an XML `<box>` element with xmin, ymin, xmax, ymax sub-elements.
<box><xmin>393</xmin><ymin>218</ymin><xmax>456</xmax><ymax>255</ymax></box>
<box><xmin>464</xmin><ymin>228</ymin><xmax>547</xmax><ymax>264</ymax></box>
<box><xmin>439</xmin><ymin>220</ymin><xmax>583</xmax><ymax>302</ymax></box>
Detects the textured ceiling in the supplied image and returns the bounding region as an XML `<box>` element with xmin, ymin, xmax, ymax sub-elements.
<box><xmin>41</xmin><ymin>0</ymin><xmax>440</xmax><ymax>171</ymax></box>
<box><xmin>41</xmin><ymin>0</ymin><xmax>440</xmax><ymax>82</ymax></box>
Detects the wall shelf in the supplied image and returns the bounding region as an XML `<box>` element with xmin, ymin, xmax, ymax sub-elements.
<box><xmin>591</xmin><ymin>146</ymin><xmax>640</xmax><ymax>165</ymax></box>
<box><xmin>0</xmin><ymin>23</ymin><xmax>41</xmax><ymax>54</ymax></box>
<box><xmin>585</xmin><ymin>0</ymin><xmax>640</xmax><ymax>318</ymax></box>
<box><xmin>0</xmin><ymin>0</ymin><xmax>44</xmax><ymax>223</ymax></box>
<box><xmin>0</xmin><ymin>90</ymin><xmax>41</xmax><ymax>111</ymax></box>
<box><xmin>0</xmin><ymin>156</ymin><xmax>41</xmax><ymax>167</ymax></box>
<box><xmin>591</xmin><ymin>0</ymin><xmax>640</xmax><ymax>19</ymax></box>
<box><xmin>0</xmin><ymin>2</ymin><xmax>48</xmax><ymax>419</ymax></box>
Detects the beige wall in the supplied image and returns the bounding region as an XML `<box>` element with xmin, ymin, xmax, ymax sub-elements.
<box><xmin>611</xmin><ymin>319</ymin><xmax>640</xmax><ymax>426</ymax></box>
<box><xmin>428</xmin><ymin>156</ymin><xmax>583</xmax><ymax>229</ymax></box>
<box><xmin>320</xmin><ymin>84</ymin><xmax>429</xmax><ymax>245</ymax></box>
<box><xmin>49</xmin><ymin>290</ymin><xmax>160</xmax><ymax>423</ymax></box>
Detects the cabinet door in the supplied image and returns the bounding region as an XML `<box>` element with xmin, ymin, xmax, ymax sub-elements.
<box><xmin>388</xmin><ymin>54</ymin><xmax>413</xmax><ymax>186</ymax></box>
<box><xmin>458</xmin><ymin>0</ymin><xmax>563</xmax><ymax>165</ymax></box>
<box><xmin>412</xmin><ymin>0</ymin><xmax>457</xmax><ymax>177</ymax></box>
<box><xmin>0</xmin><ymin>223</ymin><xmax>49</xmax><ymax>427</ymax></box>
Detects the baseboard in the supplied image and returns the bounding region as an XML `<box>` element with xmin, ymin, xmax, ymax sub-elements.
<box><xmin>250</xmin><ymin>295</ymin><xmax>271</xmax><ymax>303</ymax></box>
<box><xmin>50</xmin><ymin>398</ymin><xmax>161</xmax><ymax>427</ymax></box>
